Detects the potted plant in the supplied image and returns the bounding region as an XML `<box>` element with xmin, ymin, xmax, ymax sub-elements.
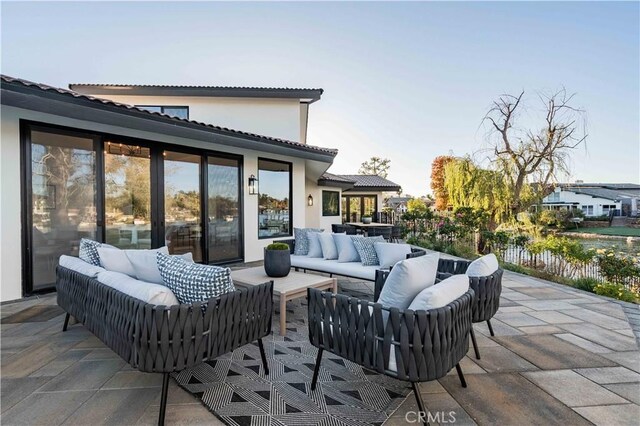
<box><xmin>264</xmin><ymin>242</ymin><xmax>291</xmax><ymax>277</ymax></box>
<box><xmin>361</xmin><ymin>215</ymin><xmax>372</xmax><ymax>224</ymax></box>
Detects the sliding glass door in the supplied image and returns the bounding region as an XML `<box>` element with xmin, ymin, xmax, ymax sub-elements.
<box><xmin>29</xmin><ymin>129</ymin><xmax>98</xmax><ymax>291</ymax></box>
<box><xmin>164</xmin><ymin>151</ymin><xmax>202</xmax><ymax>262</ymax></box>
<box><xmin>341</xmin><ymin>195</ymin><xmax>377</xmax><ymax>223</ymax></box>
<box><xmin>23</xmin><ymin>123</ymin><xmax>244</xmax><ymax>295</ymax></box>
<box><xmin>208</xmin><ymin>156</ymin><xmax>242</xmax><ymax>262</ymax></box>
<box><xmin>104</xmin><ymin>143</ymin><xmax>152</xmax><ymax>249</ymax></box>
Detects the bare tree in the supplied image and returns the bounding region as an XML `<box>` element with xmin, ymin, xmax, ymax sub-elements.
<box><xmin>483</xmin><ymin>88</ymin><xmax>587</xmax><ymax>212</ymax></box>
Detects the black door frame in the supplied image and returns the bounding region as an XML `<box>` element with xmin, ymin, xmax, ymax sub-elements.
<box><xmin>20</xmin><ymin>120</ymin><xmax>244</xmax><ymax>296</ymax></box>
<box><xmin>341</xmin><ymin>194</ymin><xmax>377</xmax><ymax>223</ymax></box>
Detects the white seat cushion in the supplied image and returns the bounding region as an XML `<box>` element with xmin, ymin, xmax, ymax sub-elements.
<box><xmin>377</xmin><ymin>253</ymin><xmax>440</xmax><ymax>310</ymax></box>
<box><xmin>59</xmin><ymin>255</ymin><xmax>105</xmax><ymax>278</ymax></box>
<box><xmin>290</xmin><ymin>256</ymin><xmax>378</xmax><ymax>281</ymax></box>
<box><xmin>466</xmin><ymin>254</ymin><xmax>499</xmax><ymax>277</ymax></box>
<box><xmin>408</xmin><ymin>274</ymin><xmax>470</xmax><ymax>311</ymax></box>
<box><xmin>96</xmin><ymin>270</ymin><xmax>179</xmax><ymax>306</ymax></box>
<box><xmin>374</xmin><ymin>242</ymin><xmax>412</xmax><ymax>268</ymax></box>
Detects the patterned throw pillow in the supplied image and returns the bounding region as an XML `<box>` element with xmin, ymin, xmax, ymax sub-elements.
<box><xmin>293</xmin><ymin>228</ymin><xmax>323</xmax><ymax>255</ymax></box>
<box><xmin>156</xmin><ymin>253</ymin><xmax>235</xmax><ymax>304</ymax></box>
<box><xmin>79</xmin><ymin>238</ymin><xmax>104</xmax><ymax>266</ymax></box>
<box><xmin>351</xmin><ymin>236</ymin><xmax>385</xmax><ymax>266</ymax></box>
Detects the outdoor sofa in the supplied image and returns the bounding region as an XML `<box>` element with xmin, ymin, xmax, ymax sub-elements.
<box><xmin>282</xmin><ymin>238</ymin><xmax>426</xmax><ymax>281</ymax></box>
<box><xmin>56</xmin><ymin>257</ymin><xmax>273</xmax><ymax>426</ymax></box>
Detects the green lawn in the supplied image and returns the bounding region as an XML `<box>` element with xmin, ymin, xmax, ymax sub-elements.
<box><xmin>569</xmin><ymin>227</ymin><xmax>640</xmax><ymax>237</ymax></box>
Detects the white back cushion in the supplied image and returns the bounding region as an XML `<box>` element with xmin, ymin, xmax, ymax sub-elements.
<box><xmin>466</xmin><ymin>253</ymin><xmax>499</xmax><ymax>277</ymax></box>
<box><xmin>97</xmin><ymin>247</ymin><xmax>138</xmax><ymax>277</ymax></box>
<box><xmin>374</xmin><ymin>242</ymin><xmax>412</xmax><ymax>268</ymax></box>
<box><xmin>59</xmin><ymin>255</ymin><xmax>105</xmax><ymax>278</ymax></box>
<box><xmin>408</xmin><ymin>274</ymin><xmax>470</xmax><ymax>311</ymax></box>
<box><xmin>96</xmin><ymin>270</ymin><xmax>179</xmax><ymax>306</ymax></box>
<box><xmin>334</xmin><ymin>233</ymin><xmax>360</xmax><ymax>263</ymax></box>
<box><xmin>128</xmin><ymin>249</ymin><xmax>194</xmax><ymax>284</ymax></box>
<box><xmin>318</xmin><ymin>233</ymin><xmax>340</xmax><ymax>260</ymax></box>
<box><xmin>307</xmin><ymin>232</ymin><xmax>323</xmax><ymax>258</ymax></box>
<box><xmin>377</xmin><ymin>253</ymin><xmax>440</xmax><ymax>310</ymax></box>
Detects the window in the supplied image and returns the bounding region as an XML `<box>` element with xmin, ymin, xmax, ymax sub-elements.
<box><xmin>581</xmin><ymin>205</ymin><xmax>594</xmax><ymax>216</ymax></box>
<box><xmin>341</xmin><ymin>195</ymin><xmax>377</xmax><ymax>223</ymax></box>
<box><xmin>322</xmin><ymin>191</ymin><xmax>340</xmax><ymax>216</ymax></box>
<box><xmin>602</xmin><ymin>205</ymin><xmax>616</xmax><ymax>215</ymax></box>
<box><xmin>258</xmin><ymin>159</ymin><xmax>291</xmax><ymax>238</ymax></box>
<box><xmin>137</xmin><ymin>105</ymin><xmax>189</xmax><ymax>119</ymax></box>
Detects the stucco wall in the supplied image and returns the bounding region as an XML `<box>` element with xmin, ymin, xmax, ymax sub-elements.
<box><xmin>305</xmin><ymin>180</ymin><xmax>342</xmax><ymax>231</ymax></box>
<box><xmin>0</xmin><ymin>105</ymin><xmax>308</xmax><ymax>301</ymax></box>
<box><xmin>78</xmin><ymin>94</ymin><xmax>303</xmax><ymax>143</ymax></box>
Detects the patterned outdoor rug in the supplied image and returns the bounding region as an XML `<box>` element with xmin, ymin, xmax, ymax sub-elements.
<box><xmin>173</xmin><ymin>295</ymin><xmax>411</xmax><ymax>426</ymax></box>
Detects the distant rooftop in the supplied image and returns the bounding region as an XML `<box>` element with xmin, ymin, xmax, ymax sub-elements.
<box><xmin>556</xmin><ymin>182</ymin><xmax>640</xmax><ymax>201</ymax></box>
<box><xmin>69</xmin><ymin>83</ymin><xmax>323</xmax><ymax>103</ymax></box>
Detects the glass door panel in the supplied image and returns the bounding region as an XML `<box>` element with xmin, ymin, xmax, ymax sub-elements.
<box><xmin>341</xmin><ymin>197</ymin><xmax>348</xmax><ymax>223</ymax></box>
<box><xmin>30</xmin><ymin>130</ymin><xmax>97</xmax><ymax>291</ymax></box>
<box><xmin>164</xmin><ymin>151</ymin><xmax>202</xmax><ymax>262</ymax></box>
<box><xmin>104</xmin><ymin>143</ymin><xmax>151</xmax><ymax>249</ymax></box>
<box><xmin>363</xmin><ymin>196</ymin><xmax>377</xmax><ymax>219</ymax></box>
<box><xmin>208</xmin><ymin>156</ymin><xmax>241</xmax><ymax>262</ymax></box>
<box><xmin>349</xmin><ymin>197</ymin><xmax>361</xmax><ymax>222</ymax></box>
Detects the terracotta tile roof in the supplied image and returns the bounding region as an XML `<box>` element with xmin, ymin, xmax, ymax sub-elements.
<box><xmin>1</xmin><ymin>75</ymin><xmax>337</xmax><ymax>157</ymax></box>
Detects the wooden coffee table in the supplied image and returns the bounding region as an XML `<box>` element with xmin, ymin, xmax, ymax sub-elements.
<box><xmin>231</xmin><ymin>267</ymin><xmax>337</xmax><ymax>336</ymax></box>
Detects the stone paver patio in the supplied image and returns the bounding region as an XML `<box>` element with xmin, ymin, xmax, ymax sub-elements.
<box><xmin>2</xmin><ymin>269</ymin><xmax>639</xmax><ymax>425</ymax></box>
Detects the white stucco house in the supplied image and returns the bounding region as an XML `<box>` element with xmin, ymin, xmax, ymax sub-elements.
<box><xmin>0</xmin><ymin>75</ymin><xmax>355</xmax><ymax>301</ymax></box>
<box><xmin>542</xmin><ymin>183</ymin><xmax>640</xmax><ymax>217</ymax></box>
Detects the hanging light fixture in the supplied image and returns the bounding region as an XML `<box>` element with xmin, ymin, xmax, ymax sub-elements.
<box><xmin>248</xmin><ymin>174</ymin><xmax>258</xmax><ymax>195</ymax></box>
<box><xmin>307</xmin><ymin>194</ymin><xmax>314</xmax><ymax>206</ymax></box>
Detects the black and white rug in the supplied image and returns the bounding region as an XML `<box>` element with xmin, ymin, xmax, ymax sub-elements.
<box><xmin>174</xmin><ymin>288</ymin><xmax>410</xmax><ymax>426</ymax></box>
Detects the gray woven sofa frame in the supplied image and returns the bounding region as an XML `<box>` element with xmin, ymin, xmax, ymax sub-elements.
<box><xmin>307</xmin><ymin>287</ymin><xmax>474</xmax><ymax>421</ymax></box>
<box><xmin>374</xmin><ymin>257</ymin><xmax>503</xmax><ymax>360</ymax></box>
<box><xmin>56</xmin><ymin>266</ymin><xmax>273</xmax><ymax>426</ymax></box>
<box><xmin>281</xmin><ymin>238</ymin><xmax>426</xmax><ymax>281</ymax></box>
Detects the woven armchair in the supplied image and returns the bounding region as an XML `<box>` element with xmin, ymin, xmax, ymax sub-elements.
<box><xmin>56</xmin><ymin>266</ymin><xmax>273</xmax><ymax>426</ymax></box>
<box><xmin>374</xmin><ymin>257</ymin><xmax>503</xmax><ymax>360</ymax></box>
<box><xmin>307</xmin><ymin>287</ymin><xmax>474</xmax><ymax>418</ymax></box>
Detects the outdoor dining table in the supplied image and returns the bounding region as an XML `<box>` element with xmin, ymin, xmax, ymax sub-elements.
<box><xmin>346</xmin><ymin>222</ymin><xmax>393</xmax><ymax>236</ymax></box>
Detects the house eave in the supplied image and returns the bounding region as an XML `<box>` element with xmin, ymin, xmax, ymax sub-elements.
<box><xmin>1</xmin><ymin>85</ymin><xmax>335</xmax><ymax>163</ymax></box>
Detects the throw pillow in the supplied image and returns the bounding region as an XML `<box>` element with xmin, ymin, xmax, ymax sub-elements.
<box><xmin>408</xmin><ymin>274</ymin><xmax>470</xmax><ymax>311</ymax></box>
<box><xmin>318</xmin><ymin>232</ymin><xmax>340</xmax><ymax>260</ymax></box>
<box><xmin>374</xmin><ymin>242</ymin><xmax>412</xmax><ymax>268</ymax></box>
<box><xmin>79</xmin><ymin>238</ymin><xmax>104</xmax><ymax>266</ymax></box>
<box><xmin>156</xmin><ymin>253</ymin><xmax>235</xmax><ymax>304</ymax></box>
<box><xmin>307</xmin><ymin>232</ymin><xmax>324</xmax><ymax>258</ymax></box>
<box><xmin>97</xmin><ymin>247</ymin><xmax>139</xmax><ymax>277</ymax></box>
<box><xmin>293</xmin><ymin>228</ymin><xmax>324</xmax><ymax>255</ymax></box>
<box><xmin>377</xmin><ymin>253</ymin><xmax>440</xmax><ymax>310</ymax></box>
<box><xmin>126</xmin><ymin>247</ymin><xmax>192</xmax><ymax>284</ymax></box>
<box><xmin>334</xmin><ymin>233</ymin><xmax>361</xmax><ymax>263</ymax></box>
<box><xmin>465</xmin><ymin>253</ymin><xmax>499</xmax><ymax>277</ymax></box>
<box><xmin>351</xmin><ymin>236</ymin><xmax>385</xmax><ymax>266</ymax></box>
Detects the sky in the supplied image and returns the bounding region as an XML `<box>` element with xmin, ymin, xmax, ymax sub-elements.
<box><xmin>2</xmin><ymin>1</ymin><xmax>639</xmax><ymax>196</ymax></box>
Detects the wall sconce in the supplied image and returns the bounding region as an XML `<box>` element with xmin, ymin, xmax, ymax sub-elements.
<box><xmin>248</xmin><ymin>174</ymin><xmax>258</xmax><ymax>195</ymax></box>
<box><xmin>307</xmin><ymin>194</ymin><xmax>314</xmax><ymax>206</ymax></box>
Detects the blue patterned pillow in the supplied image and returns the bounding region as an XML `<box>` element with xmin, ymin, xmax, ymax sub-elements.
<box><xmin>351</xmin><ymin>236</ymin><xmax>385</xmax><ymax>266</ymax></box>
<box><xmin>79</xmin><ymin>238</ymin><xmax>103</xmax><ymax>266</ymax></box>
<box><xmin>293</xmin><ymin>228</ymin><xmax>323</xmax><ymax>255</ymax></box>
<box><xmin>156</xmin><ymin>253</ymin><xmax>235</xmax><ymax>304</ymax></box>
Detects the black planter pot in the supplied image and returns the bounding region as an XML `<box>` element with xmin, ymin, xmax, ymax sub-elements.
<box><xmin>264</xmin><ymin>249</ymin><xmax>291</xmax><ymax>277</ymax></box>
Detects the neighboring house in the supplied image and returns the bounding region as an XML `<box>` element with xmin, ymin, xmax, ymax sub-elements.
<box><xmin>317</xmin><ymin>173</ymin><xmax>402</xmax><ymax>223</ymax></box>
<box><xmin>0</xmin><ymin>75</ymin><xmax>350</xmax><ymax>301</ymax></box>
<box><xmin>542</xmin><ymin>183</ymin><xmax>640</xmax><ymax>217</ymax></box>
<box><xmin>385</xmin><ymin>196</ymin><xmax>412</xmax><ymax>215</ymax></box>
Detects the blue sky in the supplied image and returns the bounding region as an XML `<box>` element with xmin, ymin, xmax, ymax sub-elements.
<box><xmin>2</xmin><ymin>1</ymin><xmax>638</xmax><ymax>195</ymax></box>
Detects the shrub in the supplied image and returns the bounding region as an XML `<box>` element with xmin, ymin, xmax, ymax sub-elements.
<box><xmin>266</xmin><ymin>242</ymin><xmax>290</xmax><ymax>251</ymax></box>
<box><xmin>593</xmin><ymin>282</ymin><xmax>638</xmax><ymax>303</ymax></box>
<box><xmin>572</xmin><ymin>277</ymin><xmax>599</xmax><ymax>293</ymax></box>
<box><xmin>596</xmin><ymin>249</ymin><xmax>640</xmax><ymax>286</ymax></box>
